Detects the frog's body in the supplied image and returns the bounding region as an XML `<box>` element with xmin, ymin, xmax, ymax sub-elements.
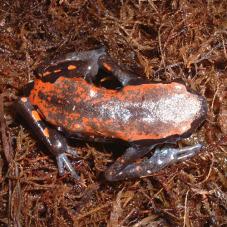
<box><xmin>17</xmin><ymin>47</ymin><xmax>207</xmax><ymax>181</ymax></box>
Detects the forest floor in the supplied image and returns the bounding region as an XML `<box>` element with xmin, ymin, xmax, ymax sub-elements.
<box><xmin>0</xmin><ymin>1</ymin><xmax>226</xmax><ymax>226</ymax></box>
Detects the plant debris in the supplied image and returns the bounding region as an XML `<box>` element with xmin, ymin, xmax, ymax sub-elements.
<box><xmin>0</xmin><ymin>0</ymin><xmax>226</xmax><ymax>226</ymax></box>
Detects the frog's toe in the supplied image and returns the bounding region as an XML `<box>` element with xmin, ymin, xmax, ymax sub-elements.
<box><xmin>56</xmin><ymin>153</ymin><xmax>80</xmax><ymax>179</ymax></box>
<box><xmin>174</xmin><ymin>143</ymin><xmax>203</xmax><ymax>161</ymax></box>
<box><xmin>65</xmin><ymin>145</ymin><xmax>79</xmax><ymax>158</ymax></box>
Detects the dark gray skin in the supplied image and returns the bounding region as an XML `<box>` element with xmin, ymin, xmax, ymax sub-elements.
<box><xmin>16</xmin><ymin>47</ymin><xmax>207</xmax><ymax>181</ymax></box>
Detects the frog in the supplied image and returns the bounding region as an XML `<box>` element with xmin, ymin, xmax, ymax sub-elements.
<box><xmin>16</xmin><ymin>47</ymin><xmax>207</xmax><ymax>181</ymax></box>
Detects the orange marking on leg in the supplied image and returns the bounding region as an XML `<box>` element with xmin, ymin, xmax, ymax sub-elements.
<box><xmin>68</xmin><ymin>65</ymin><xmax>77</xmax><ymax>70</ymax></box>
<box><xmin>103</xmin><ymin>63</ymin><xmax>112</xmax><ymax>72</ymax></box>
<box><xmin>120</xmin><ymin>158</ymin><xmax>125</xmax><ymax>163</ymax></box>
<box><xmin>32</xmin><ymin>110</ymin><xmax>41</xmax><ymax>121</ymax></box>
<box><xmin>54</xmin><ymin>69</ymin><xmax>62</xmax><ymax>73</ymax></box>
<box><xmin>21</xmin><ymin>97</ymin><xmax>27</xmax><ymax>102</ymax></box>
<box><xmin>43</xmin><ymin>71</ymin><xmax>51</xmax><ymax>76</ymax></box>
<box><xmin>43</xmin><ymin>128</ymin><xmax>49</xmax><ymax>138</ymax></box>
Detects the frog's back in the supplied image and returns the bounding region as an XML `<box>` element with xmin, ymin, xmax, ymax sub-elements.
<box><xmin>29</xmin><ymin>77</ymin><xmax>207</xmax><ymax>142</ymax></box>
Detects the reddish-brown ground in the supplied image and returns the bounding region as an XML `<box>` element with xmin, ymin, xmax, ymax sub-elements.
<box><xmin>0</xmin><ymin>1</ymin><xmax>226</xmax><ymax>226</ymax></box>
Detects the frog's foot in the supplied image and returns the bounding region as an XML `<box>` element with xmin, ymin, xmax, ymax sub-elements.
<box><xmin>148</xmin><ymin>143</ymin><xmax>203</xmax><ymax>170</ymax></box>
<box><xmin>105</xmin><ymin>144</ymin><xmax>203</xmax><ymax>181</ymax></box>
<box><xmin>56</xmin><ymin>148</ymin><xmax>80</xmax><ymax>179</ymax></box>
<box><xmin>16</xmin><ymin>97</ymin><xmax>81</xmax><ymax>180</ymax></box>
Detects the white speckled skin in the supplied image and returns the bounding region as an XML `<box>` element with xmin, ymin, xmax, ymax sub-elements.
<box><xmin>32</xmin><ymin>78</ymin><xmax>207</xmax><ymax>142</ymax></box>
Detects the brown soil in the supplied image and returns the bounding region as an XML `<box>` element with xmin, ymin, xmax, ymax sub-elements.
<box><xmin>0</xmin><ymin>0</ymin><xmax>226</xmax><ymax>226</ymax></box>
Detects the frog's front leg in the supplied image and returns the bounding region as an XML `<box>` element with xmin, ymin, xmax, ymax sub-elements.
<box><xmin>98</xmin><ymin>55</ymin><xmax>148</xmax><ymax>86</ymax></box>
<box><xmin>105</xmin><ymin>144</ymin><xmax>202</xmax><ymax>181</ymax></box>
<box><xmin>16</xmin><ymin>97</ymin><xmax>80</xmax><ymax>179</ymax></box>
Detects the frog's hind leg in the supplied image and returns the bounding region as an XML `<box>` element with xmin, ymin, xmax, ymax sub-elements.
<box><xmin>16</xmin><ymin>97</ymin><xmax>80</xmax><ymax>179</ymax></box>
<box><xmin>98</xmin><ymin>55</ymin><xmax>148</xmax><ymax>86</ymax></box>
<box><xmin>105</xmin><ymin>145</ymin><xmax>152</xmax><ymax>181</ymax></box>
<box><xmin>105</xmin><ymin>144</ymin><xmax>202</xmax><ymax>181</ymax></box>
